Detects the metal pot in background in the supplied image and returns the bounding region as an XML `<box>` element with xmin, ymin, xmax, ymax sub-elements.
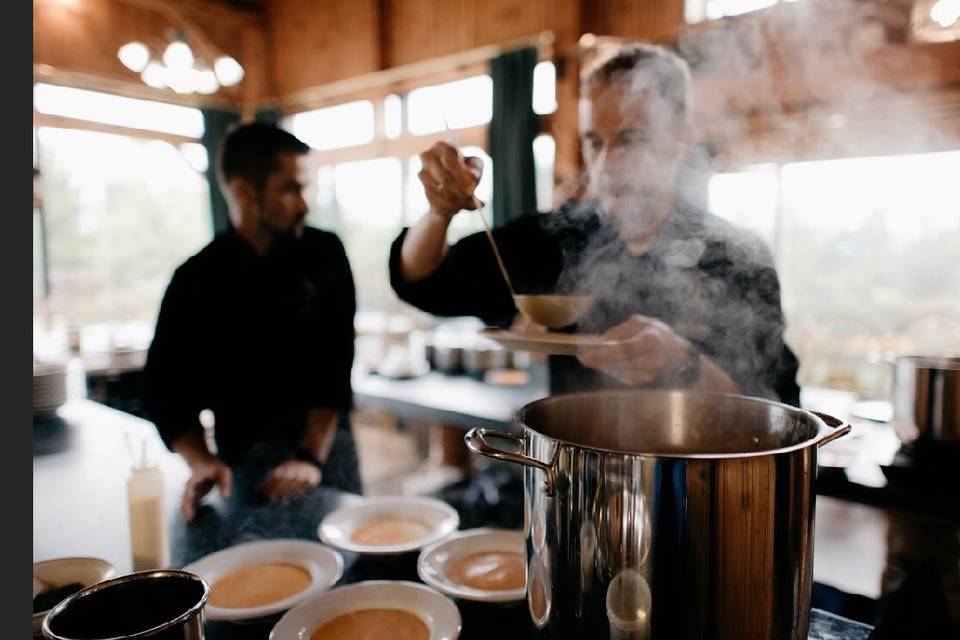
<box><xmin>432</xmin><ymin>344</ymin><xmax>464</xmax><ymax>374</ymax></box>
<box><xmin>42</xmin><ymin>570</ymin><xmax>209</xmax><ymax>640</ymax></box>
<box><xmin>510</xmin><ymin>350</ymin><xmax>532</xmax><ymax>370</ymax></box>
<box><xmin>466</xmin><ymin>390</ymin><xmax>851</xmax><ymax>640</ymax></box>
<box><xmin>463</xmin><ymin>345</ymin><xmax>511</xmax><ymax>377</ymax></box>
<box><xmin>891</xmin><ymin>356</ymin><xmax>959</xmax><ymax>447</ymax></box>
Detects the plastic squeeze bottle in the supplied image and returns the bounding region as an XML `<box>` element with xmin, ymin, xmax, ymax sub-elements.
<box><xmin>127</xmin><ymin>441</ymin><xmax>170</xmax><ymax>571</ymax></box>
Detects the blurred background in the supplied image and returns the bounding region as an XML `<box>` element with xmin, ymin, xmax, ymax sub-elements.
<box><xmin>33</xmin><ymin>0</ymin><xmax>960</xmax><ymax>395</ymax></box>
<box><xmin>32</xmin><ymin>2</ymin><xmax>960</xmax><ymax>630</ymax></box>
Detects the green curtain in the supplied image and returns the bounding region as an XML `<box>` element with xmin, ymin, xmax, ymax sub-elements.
<box><xmin>254</xmin><ymin>106</ymin><xmax>281</xmax><ymax>126</ymax></box>
<box><xmin>201</xmin><ymin>108</ymin><xmax>240</xmax><ymax>234</ymax></box>
<box><xmin>489</xmin><ymin>47</ymin><xmax>538</xmax><ymax>227</ymax></box>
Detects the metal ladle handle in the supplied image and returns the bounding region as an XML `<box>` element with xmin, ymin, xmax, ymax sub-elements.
<box><xmin>464</xmin><ymin>428</ymin><xmax>556</xmax><ymax>495</ymax></box>
<box><xmin>441</xmin><ymin>114</ymin><xmax>516</xmax><ymax>297</ymax></box>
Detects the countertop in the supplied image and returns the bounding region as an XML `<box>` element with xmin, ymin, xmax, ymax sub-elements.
<box><xmin>352</xmin><ymin>365</ymin><xmax>549</xmax><ymax>430</ymax></box>
<box><xmin>33</xmin><ymin>399</ymin><xmax>876</xmax><ymax>638</ymax></box>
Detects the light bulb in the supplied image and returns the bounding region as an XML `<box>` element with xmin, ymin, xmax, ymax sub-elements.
<box><xmin>164</xmin><ymin>65</ymin><xmax>195</xmax><ymax>94</ymax></box>
<box><xmin>141</xmin><ymin>62</ymin><xmax>166</xmax><ymax>89</ymax></box>
<box><xmin>194</xmin><ymin>68</ymin><xmax>219</xmax><ymax>95</ymax></box>
<box><xmin>930</xmin><ymin>0</ymin><xmax>960</xmax><ymax>28</ymax></box>
<box><xmin>214</xmin><ymin>55</ymin><xmax>244</xmax><ymax>86</ymax></box>
<box><xmin>118</xmin><ymin>41</ymin><xmax>149</xmax><ymax>72</ymax></box>
<box><xmin>163</xmin><ymin>40</ymin><xmax>194</xmax><ymax>70</ymax></box>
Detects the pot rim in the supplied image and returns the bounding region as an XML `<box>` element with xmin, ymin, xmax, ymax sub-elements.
<box><xmin>894</xmin><ymin>355</ymin><xmax>960</xmax><ymax>370</ymax></box>
<box><xmin>42</xmin><ymin>570</ymin><xmax>209</xmax><ymax>640</ymax></box>
<box><xmin>513</xmin><ymin>389</ymin><xmax>840</xmax><ymax>460</ymax></box>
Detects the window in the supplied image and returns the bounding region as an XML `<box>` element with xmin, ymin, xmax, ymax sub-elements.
<box><xmin>707</xmin><ymin>163</ymin><xmax>779</xmax><ymax>248</ymax></box>
<box><xmin>405</xmin><ymin>147</ymin><xmax>493</xmax><ymax>241</ymax></box>
<box><xmin>407</xmin><ymin>75</ymin><xmax>493</xmax><ymax>135</ymax></box>
<box><xmin>34</xmin><ymin>83</ymin><xmax>204</xmax><ymax>138</ymax></box>
<box><xmin>686</xmin><ymin>0</ymin><xmax>802</xmax><ymax>23</ymax></box>
<box><xmin>384</xmin><ymin>94</ymin><xmax>403</xmax><ymax>139</ymax></box>
<box><xmin>289</xmin><ymin>100</ymin><xmax>376</xmax><ymax>150</ymax></box>
<box><xmin>533</xmin><ymin>61</ymin><xmax>558</xmax><ymax>115</ymax></box>
<box><xmin>709</xmin><ymin>151</ymin><xmax>960</xmax><ymax>392</ymax></box>
<box><xmin>288</xmin><ymin>62</ymin><xmax>551</xmax><ymax>313</ymax></box>
<box><xmin>307</xmin><ymin>158</ymin><xmax>404</xmax><ymax>311</ymax></box>
<box><xmin>36</xmin><ymin>127</ymin><xmax>212</xmax><ymax>337</ymax></box>
<box><xmin>533</xmin><ymin>134</ymin><xmax>556</xmax><ymax>212</ymax></box>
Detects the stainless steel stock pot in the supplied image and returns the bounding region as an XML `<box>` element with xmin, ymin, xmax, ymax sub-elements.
<box><xmin>465</xmin><ymin>389</ymin><xmax>851</xmax><ymax>640</ymax></box>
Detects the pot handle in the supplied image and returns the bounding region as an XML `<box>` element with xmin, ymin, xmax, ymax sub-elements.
<box><xmin>811</xmin><ymin>411</ymin><xmax>852</xmax><ymax>448</ymax></box>
<box><xmin>464</xmin><ymin>428</ymin><xmax>556</xmax><ymax>495</ymax></box>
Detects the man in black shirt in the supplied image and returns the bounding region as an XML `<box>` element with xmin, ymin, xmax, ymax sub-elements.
<box><xmin>145</xmin><ymin>123</ymin><xmax>359</xmax><ymax>522</ymax></box>
<box><xmin>390</xmin><ymin>44</ymin><xmax>800</xmax><ymax>404</ymax></box>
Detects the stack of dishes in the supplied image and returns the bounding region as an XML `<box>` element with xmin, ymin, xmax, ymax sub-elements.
<box><xmin>33</xmin><ymin>362</ymin><xmax>68</xmax><ymax>418</ymax></box>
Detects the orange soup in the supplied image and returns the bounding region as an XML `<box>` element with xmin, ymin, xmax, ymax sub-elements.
<box><xmin>209</xmin><ymin>563</ymin><xmax>311</xmax><ymax>609</ymax></box>
<box><xmin>309</xmin><ymin>608</ymin><xmax>428</xmax><ymax>640</ymax></box>
<box><xmin>446</xmin><ymin>551</ymin><xmax>525</xmax><ymax>591</ymax></box>
<box><xmin>349</xmin><ymin>517</ymin><xmax>432</xmax><ymax>546</ymax></box>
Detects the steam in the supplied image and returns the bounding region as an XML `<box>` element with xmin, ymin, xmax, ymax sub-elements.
<box><xmin>542</xmin><ymin>3</ymin><xmax>948</xmax><ymax>399</ymax></box>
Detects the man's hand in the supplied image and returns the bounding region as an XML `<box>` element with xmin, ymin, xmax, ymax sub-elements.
<box><xmin>257</xmin><ymin>460</ymin><xmax>321</xmax><ymax>503</ymax></box>
<box><xmin>577</xmin><ymin>315</ymin><xmax>695</xmax><ymax>386</ymax></box>
<box><xmin>181</xmin><ymin>458</ymin><xmax>232</xmax><ymax>523</ymax></box>
<box><xmin>418</xmin><ymin>142</ymin><xmax>484</xmax><ymax>219</ymax></box>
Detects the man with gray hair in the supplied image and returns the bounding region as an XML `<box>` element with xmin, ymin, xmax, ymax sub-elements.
<box><xmin>390</xmin><ymin>43</ymin><xmax>800</xmax><ymax>405</ymax></box>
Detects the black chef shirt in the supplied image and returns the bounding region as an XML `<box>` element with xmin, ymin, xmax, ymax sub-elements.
<box><xmin>389</xmin><ymin>200</ymin><xmax>800</xmax><ymax>406</ymax></box>
<box><xmin>145</xmin><ymin>226</ymin><xmax>356</xmax><ymax>466</ymax></box>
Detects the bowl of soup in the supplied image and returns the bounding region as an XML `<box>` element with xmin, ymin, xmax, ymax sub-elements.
<box><xmin>318</xmin><ymin>497</ymin><xmax>459</xmax><ymax>555</ymax></box>
<box><xmin>512</xmin><ymin>295</ymin><xmax>595</xmax><ymax>330</ymax></box>
<box><xmin>418</xmin><ymin>529</ymin><xmax>526</xmax><ymax>603</ymax></box>
<box><xmin>182</xmin><ymin>539</ymin><xmax>343</xmax><ymax>621</ymax></box>
<box><xmin>270</xmin><ymin>581</ymin><xmax>460</xmax><ymax>640</ymax></box>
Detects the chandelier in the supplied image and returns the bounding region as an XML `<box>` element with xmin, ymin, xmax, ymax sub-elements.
<box><xmin>117</xmin><ymin>29</ymin><xmax>244</xmax><ymax>95</ymax></box>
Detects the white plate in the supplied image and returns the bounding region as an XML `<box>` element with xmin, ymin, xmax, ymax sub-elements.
<box><xmin>418</xmin><ymin>528</ymin><xmax>526</xmax><ymax>603</ymax></box>
<box><xmin>318</xmin><ymin>496</ymin><xmax>459</xmax><ymax>555</ymax></box>
<box><xmin>270</xmin><ymin>580</ymin><xmax>461</xmax><ymax>640</ymax></box>
<box><xmin>33</xmin><ymin>557</ymin><xmax>115</xmax><ymax>634</ymax></box>
<box><xmin>182</xmin><ymin>539</ymin><xmax>343</xmax><ymax>621</ymax></box>
<box><xmin>480</xmin><ymin>328</ymin><xmax>615</xmax><ymax>356</ymax></box>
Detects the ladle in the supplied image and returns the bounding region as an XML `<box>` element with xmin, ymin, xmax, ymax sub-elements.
<box><xmin>442</xmin><ymin>117</ymin><xmax>593</xmax><ymax>329</ymax></box>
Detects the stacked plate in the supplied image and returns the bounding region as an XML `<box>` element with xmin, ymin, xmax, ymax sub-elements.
<box><xmin>33</xmin><ymin>362</ymin><xmax>68</xmax><ymax>418</ymax></box>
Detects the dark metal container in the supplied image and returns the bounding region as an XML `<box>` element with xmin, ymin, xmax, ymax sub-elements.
<box><xmin>42</xmin><ymin>570</ymin><xmax>209</xmax><ymax>640</ymax></box>
<box><xmin>891</xmin><ymin>355</ymin><xmax>960</xmax><ymax>447</ymax></box>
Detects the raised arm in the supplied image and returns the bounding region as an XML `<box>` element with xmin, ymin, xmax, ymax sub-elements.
<box><xmin>398</xmin><ymin>142</ymin><xmax>484</xmax><ymax>282</ymax></box>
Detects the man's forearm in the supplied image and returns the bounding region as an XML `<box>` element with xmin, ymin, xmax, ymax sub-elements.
<box><xmin>301</xmin><ymin>409</ymin><xmax>340</xmax><ymax>463</ymax></box>
<box><xmin>400</xmin><ymin>211</ymin><xmax>451</xmax><ymax>282</ymax></box>
<box><xmin>691</xmin><ymin>354</ymin><xmax>740</xmax><ymax>395</ymax></box>
<box><xmin>172</xmin><ymin>429</ymin><xmax>216</xmax><ymax>468</ymax></box>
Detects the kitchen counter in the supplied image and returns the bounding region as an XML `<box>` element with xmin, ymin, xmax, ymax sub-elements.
<box><xmin>352</xmin><ymin>365</ymin><xmax>549</xmax><ymax>430</ymax></box>
<box><xmin>34</xmin><ymin>399</ymin><xmax>877</xmax><ymax>638</ymax></box>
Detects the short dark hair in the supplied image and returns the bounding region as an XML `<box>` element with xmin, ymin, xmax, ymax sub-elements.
<box><xmin>582</xmin><ymin>43</ymin><xmax>692</xmax><ymax>124</ymax></box>
<box><xmin>218</xmin><ymin>122</ymin><xmax>309</xmax><ymax>189</ymax></box>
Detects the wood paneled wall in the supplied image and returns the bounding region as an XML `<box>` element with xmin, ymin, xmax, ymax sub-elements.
<box><xmin>266</xmin><ymin>0</ymin><xmax>589</xmax><ymax>97</ymax></box>
<box><xmin>34</xmin><ymin>0</ymin><xmax>960</xmax><ymax>166</ymax></box>
<box><xmin>267</xmin><ymin>0</ymin><xmax>380</xmax><ymax>95</ymax></box>
<box><xmin>263</xmin><ymin>0</ymin><xmax>682</xmax><ymax>183</ymax></box>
